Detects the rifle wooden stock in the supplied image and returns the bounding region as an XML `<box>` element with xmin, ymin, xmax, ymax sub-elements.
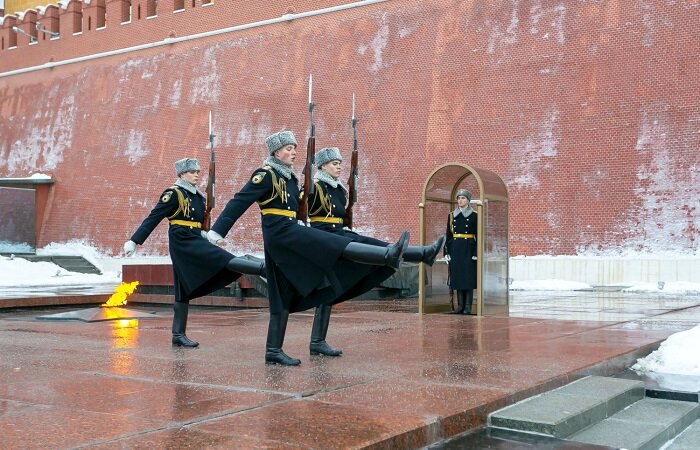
<box><xmin>202</xmin><ymin>138</ymin><xmax>215</xmax><ymax>231</ymax></box>
<box><xmin>300</xmin><ymin>75</ymin><xmax>316</xmax><ymax>224</ymax></box>
<box><xmin>345</xmin><ymin>104</ymin><xmax>359</xmax><ymax>229</ymax></box>
<box><xmin>344</xmin><ymin>148</ymin><xmax>358</xmax><ymax>228</ymax></box>
<box><xmin>298</xmin><ymin>136</ymin><xmax>315</xmax><ymax>223</ymax></box>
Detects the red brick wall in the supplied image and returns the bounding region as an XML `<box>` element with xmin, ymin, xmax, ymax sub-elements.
<box><xmin>1</xmin><ymin>0</ymin><xmax>698</xmax><ymax>257</ymax></box>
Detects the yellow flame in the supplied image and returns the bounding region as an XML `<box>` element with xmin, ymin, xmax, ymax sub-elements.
<box><xmin>102</xmin><ymin>281</ymin><xmax>140</xmax><ymax>307</ymax></box>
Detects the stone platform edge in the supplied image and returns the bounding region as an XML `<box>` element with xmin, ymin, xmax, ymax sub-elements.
<box><xmin>366</xmin><ymin>341</ymin><xmax>663</xmax><ymax>449</ymax></box>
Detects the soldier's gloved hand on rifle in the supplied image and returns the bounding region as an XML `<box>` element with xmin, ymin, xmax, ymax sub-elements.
<box><xmin>444</xmin><ymin>254</ymin><xmax>451</xmax><ymax>264</ymax></box>
<box><xmin>123</xmin><ymin>240</ymin><xmax>137</xmax><ymax>256</ymax></box>
<box><xmin>206</xmin><ymin>230</ymin><xmax>225</xmax><ymax>245</ymax></box>
<box><xmin>200</xmin><ymin>230</ymin><xmax>208</xmax><ymax>239</ymax></box>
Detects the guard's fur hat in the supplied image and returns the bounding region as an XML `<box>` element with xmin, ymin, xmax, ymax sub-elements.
<box><xmin>315</xmin><ymin>147</ymin><xmax>343</xmax><ymax>169</ymax></box>
<box><xmin>456</xmin><ymin>189</ymin><xmax>472</xmax><ymax>200</ymax></box>
<box><xmin>266</xmin><ymin>131</ymin><xmax>297</xmax><ymax>155</ymax></box>
<box><xmin>175</xmin><ymin>158</ymin><xmax>201</xmax><ymax>176</ymax></box>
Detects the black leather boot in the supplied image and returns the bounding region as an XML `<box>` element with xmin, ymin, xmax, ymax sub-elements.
<box><xmin>403</xmin><ymin>235</ymin><xmax>446</xmax><ymax>266</ymax></box>
<box><xmin>450</xmin><ymin>290</ymin><xmax>465</xmax><ymax>314</ymax></box>
<box><xmin>227</xmin><ymin>255</ymin><xmax>266</xmax><ymax>276</ymax></box>
<box><xmin>265</xmin><ymin>310</ymin><xmax>301</xmax><ymax>366</ymax></box>
<box><xmin>310</xmin><ymin>305</ymin><xmax>342</xmax><ymax>356</ymax></box>
<box><xmin>464</xmin><ymin>290</ymin><xmax>475</xmax><ymax>315</ymax></box>
<box><xmin>172</xmin><ymin>302</ymin><xmax>199</xmax><ymax>347</ymax></box>
<box><xmin>342</xmin><ymin>230</ymin><xmax>409</xmax><ymax>270</ymax></box>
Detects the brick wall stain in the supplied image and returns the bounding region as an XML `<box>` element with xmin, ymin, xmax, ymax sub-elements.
<box><xmin>1</xmin><ymin>0</ymin><xmax>698</xmax><ymax>256</ymax></box>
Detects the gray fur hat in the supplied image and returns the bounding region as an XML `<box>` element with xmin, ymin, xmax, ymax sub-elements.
<box><xmin>315</xmin><ymin>147</ymin><xmax>342</xmax><ymax>168</ymax></box>
<box><xmin>175</xmin><ymin>158</ymin><xmax>201</xmax><ymax>176</ymax></box>
<box><xmin>265</xmin><ymin>130</ymin><xmax>297</xmax><ymax>155</ymax></box>
<box><xmin>455</xmin><ymin>189</ymin><xmax>472</xmax><ymax>200</ymax></box>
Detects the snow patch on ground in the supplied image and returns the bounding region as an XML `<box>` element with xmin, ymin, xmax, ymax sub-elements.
<box><xmin>0</xmin><ymin>255</ymin><xmax>119</xmax><ymax>289</ymax></box>
<box><xmin>632</xmin><ymin>325</ymin><xmax>700</xmax><ymax>376</ymax></box>
<box><xmin>510</xmin><ymin>279</ymin><xmax>591</xmax><ymax>291</ymax></box>
<box><xmin>623</xmin><ymin>281</ymin><xmax>700</xmax><ymax>294</ymax></box>
<box><xmin>37</xmin><ymin>239</ymin><xmax>111</xmax><ymax>271</ymax></box>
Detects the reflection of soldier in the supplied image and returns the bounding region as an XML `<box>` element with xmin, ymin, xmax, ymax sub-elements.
<box><xmin>445</xmin><ymin>189</ymin><xmax>477</xmax><ymax>315</ymax></box>
<box><xmin>307</xmin><ymin>147</ymin><xmax>445</xmax><ymax>356</ymax></box>
<box><xmin>207</xmin><ymin>132</ymin><xmax>410</xmax><ymax>366</ymax></box>
<box><xmin>124</xmin><ymin>158</ymin><xmax>265</xmax><ymax>348</ymax></box>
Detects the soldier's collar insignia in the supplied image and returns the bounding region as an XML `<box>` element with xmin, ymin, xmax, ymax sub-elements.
<box><xmin>252</xmin><ymin>172</ymin><xmax>266</xmax><ymax>184</ymax></box>
<box><xmin>161</xmin><ymin>191</ymin><xmax>173</xmax><ymax>203</ymax></box>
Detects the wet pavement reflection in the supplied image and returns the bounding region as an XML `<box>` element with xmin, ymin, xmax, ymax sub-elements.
<box><xmin>0</xmin><ymin>290</ymin><xmax>698</xmax><ymax>448</ymax></box>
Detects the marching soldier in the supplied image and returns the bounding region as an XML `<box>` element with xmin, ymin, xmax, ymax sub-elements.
<box><xmin>207</xmin><ymin>131</ymin><xmax>410</xmax><ymax>366</ymax></box>
<box><xmin>124</xmin><ymin>158</ymin><xmax>266</xmax><ymax>348</ymax></box>
<box><xmin>445</xmin><ymin>189</ymin><xmax>478</xmax><ymax>315</ymax></box>
<box><xmin>307</xmin><ymin>147</ymin><xmax>446</xmax><ymax>356</ymax></box>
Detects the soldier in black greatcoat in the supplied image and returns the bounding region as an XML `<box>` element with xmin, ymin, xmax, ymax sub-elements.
<box><xmin>444</xmin><ymin>189</ymin><xmax>478</xmax><ymax>315</ymax></box>
<box><xmin>207</xmin><ymin>131</ymin><xmax>410</xmax><ymax>366</ymax></box>
<box><xmin>124</xmin><ymin>158</ymin><xmax>266</xmax><ymax>348</ymax></box>
<box><xmin>306</xmin><ymin>147</ymin><xmax>446</xmax><ymax>356</ymax></box>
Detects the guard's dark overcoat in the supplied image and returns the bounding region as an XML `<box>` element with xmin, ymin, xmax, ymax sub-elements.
<box><xmin>445</xmin><ymin>209</ymin><xmax>478</xmax><ymax>290</ymax></box>
<box><xmin>308</xmin><ymin>180</ymin><xmax>394</xmax><ymax>299</ymax></box>
<box><xmin>211</xmin><ymin>166</ymin><xmax>390</xmax><ymax>313</ymax></box>
<box><xmin>130</xmin><ymin>183</ymin><xmax>240</xmax><ymax>303</ymax></box>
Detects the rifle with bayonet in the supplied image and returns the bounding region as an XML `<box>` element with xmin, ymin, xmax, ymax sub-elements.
<box><xmin>344</xmin><ymin>93</ymin><xmax>358</xmax><ymax>229</ymax></box>
<box><xmin>298</xmin><ymin>74</ymin><xmax>316</xmax><ymax>224</ymax></box>
<box><xmin>202</xmin><ymin>111</ymin><xmax>215</xmax><ymax>231</ymax></box>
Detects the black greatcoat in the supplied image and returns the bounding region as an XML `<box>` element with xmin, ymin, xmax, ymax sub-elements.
<box><xmin>212</xmin><ymin>166</ymin><xmax>390</xmax><ymax>313</ymax></box>
<box><xmin>309</xmin><ymin>179</ymin><xmax>394</xmax><ymax>299</ymax></box>
<box><xmin>445</xmin><ymin>209</ymin><xmax>478</xmax><ymax>290</ymax></box>
<box><xmin>130</xmin><ymin>183</ymin><xmax>240</xmax><ymax>303</ymax></box>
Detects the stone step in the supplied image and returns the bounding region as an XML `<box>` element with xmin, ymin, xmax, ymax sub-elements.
<box><xmin>665</xmin><ymin>418</ymin><xmax>700</xmax><ymax>450</ymax></box>
<box><xmin>488</xmin><ymin>376</ymin><xmax>645</xmax><ymax>438</ymax></box>
<box><xmin>20</xmin><ymin>255</ymin><xmax>102</xmax><ymax>275</ymax></box>
<box><xmin>569</xmin><ymin>398</ymin><xmax>699</xmax><ymax>450</ymax></box>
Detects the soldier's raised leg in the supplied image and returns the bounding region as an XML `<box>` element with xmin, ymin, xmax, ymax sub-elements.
<box><xmin>226</xmin><ymin>255</ymin><xmax>265</xmax><ymax>276</ymax></box>
<box><xmin>341</xmin><ymin>230</ymin><xmax>410</xmax><ymax>269</ymax></box>
<box><xmin>402</xmin><ymin>235</ymin><xmax>446</xmax><ymax>266</ymax></box>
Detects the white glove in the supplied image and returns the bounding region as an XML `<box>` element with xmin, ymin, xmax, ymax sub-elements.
<box><xmin>444</xmin><ymin>254</ymin><xmax>451</xmax><ymax>262</ymax></box>
<box><xmin>123</xmin><ymin>240</ymin><xmax>137</xmax><ymax>256</ymax></box>
<box><xmin>472</xmin><ymin>256</ymin><xmax>477</xmax><ymax>260</ymax></box>
<box><xmin>201</xmin><ymin>230</ymin><xmax>208</xmax><ymax>239</ymax></box>
<box><xmin>207</xmin><ymin>230</ymin><xmax>224</xmax><ymax>245</ymax></box>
